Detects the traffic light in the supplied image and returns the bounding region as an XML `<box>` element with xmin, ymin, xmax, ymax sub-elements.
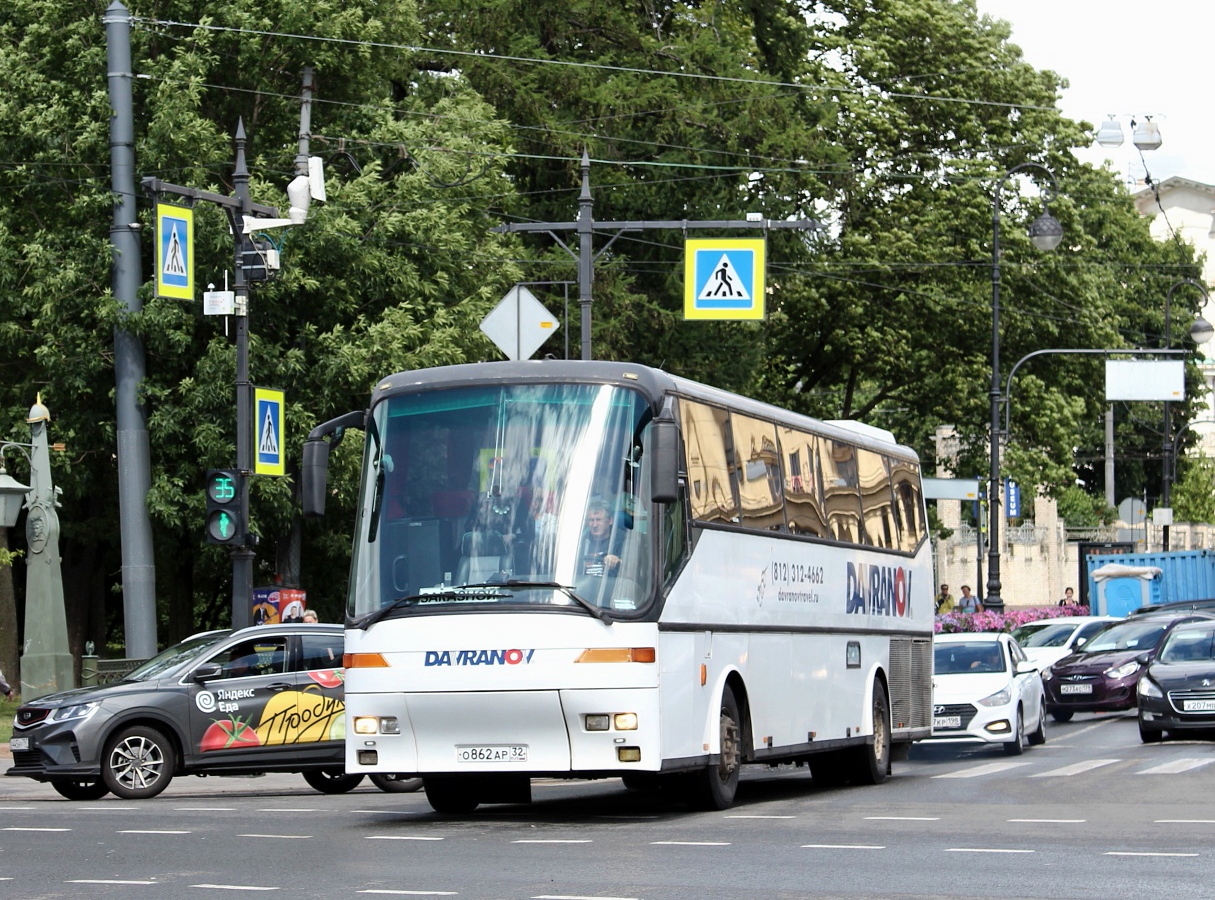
<box><xmin>204</xmin><ymin>469</ymin><xmax>243</xmax><ymax>546</ymax></box>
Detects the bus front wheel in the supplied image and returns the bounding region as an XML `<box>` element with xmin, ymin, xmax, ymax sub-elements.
<box><xmin>689</xmin><ymin>686</ymin><xmax>742</xmax><ymax>810</ymax></box>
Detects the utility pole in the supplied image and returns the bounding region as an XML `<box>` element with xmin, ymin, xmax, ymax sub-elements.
<box><xmin>104</xmin><ymin>0</ymin><xmax>157</xmax><ymax>658</ymax></box>
<box><xmin>143</xmin><ymin>122</ymin><xmax>282</xmax><ymax>630</ymax></box>
<box><xmin>493</xmin><ymin>152</ymin><xmax>819</xmax><ymax>360</ymax></box>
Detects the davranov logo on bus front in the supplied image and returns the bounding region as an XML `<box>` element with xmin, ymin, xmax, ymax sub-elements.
<box><xmin>424</xmin><ymin>649</ymin><xmax>536</xmax><ymax>666</ymax></box>
<box><xmin>845</xmin><ymin>562</ymin><xmax>912</xmax><ymax>617</ymax></box>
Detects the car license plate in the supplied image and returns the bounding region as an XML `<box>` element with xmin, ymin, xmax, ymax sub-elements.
<box><xmin>9</xmin><ymin>737</ymin><xmax>28</xmax><ymax>751</ymax></box>
<box><xmin>933</xmin><ymin>716</ymin><xmax>962</xmax><ymax>729</ymax></box>
<box><xmin>1060</xmin><ymin>684</ymin><xmax>1093</xmax><ymax>694</ymax></box>
<box><xmin>1183</xmin><ymin>699</ymin><xmax>1215</xmax><ymax>711</ymax></box>
<box><xmin>455</xmin><ymin>744</ymin><xmax>528</xmax><ymax>763</ymax></box>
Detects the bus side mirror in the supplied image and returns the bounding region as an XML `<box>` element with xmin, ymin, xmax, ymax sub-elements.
<box><xmin>301</xmin><ymin>409</ymin><xmax>366</xmax><ymax>518</ymax></box>
<box><xmin>650</xmin><ymin>418</ymin><xmax>679</xmax><ymax>504</ymax></box>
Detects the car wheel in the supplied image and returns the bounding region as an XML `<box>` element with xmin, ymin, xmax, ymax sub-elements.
<box><xmin>303</xmin><ymin>768</ymin><xmax>365</xmax><ymax>794</ymax></box>
<box><xmin>424</xmin><ymin>776</ymin><xmax>480</xmax><ymax>814</ymax></box>
<box><xmin>369</xmin><ymin>773</ymin><xmax>423</xmax><ymax>793</ymax></box>
<box><xmin>849</xmin><ymin>684</ymin><xmax>891</xmax><ymax>785</ymax></box>
<box><xmin>1002</xmin><ymin>708</ymin><xmax>1025</xmax><ymax>756</ymax></box>
<box><xmin>687</xmin><ymin>686</ymin><xmax>743</xmax><ymax>810</ymax></box>
<box><xmin>1027</xmin><ymin>698</ymin><xmax>1048</xmax><ymax>746</ymax></box>
<box><xmin>1138</xmin><ymin>718</ymin><xmax>1164</xmax><ymax>743</ymax></box>
<box><xmin>50</xmin><ymin>778</ymin><xmax>110</xmax><ymax>801</ymax></box>
<box><xmin>1049</xmin><ymin>708</ymin><xmax>1074</xmax><ymax>723</ymax></box>
<box><xmin>101</xmin><ymin>725</ymin><xmax>176</xmax><ymax>800</ymax></box>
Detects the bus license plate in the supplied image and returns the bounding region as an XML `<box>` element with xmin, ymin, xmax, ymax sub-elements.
<box><xmin>1184</xmin><ymin>699</ymin><xmax>1215</xmax><ymax>711</ymax></box>
<box><xmin>9</xmin><ymin>737</ymin><xmax>28</xmax><ymax>751</ymax></box>
<box><xmin>456</xmin><ymin>744</ymin><xmax>528</xmax><ymax>763</ymax></box>
<box><xmin>1060</xmin><ymin>684</ymin><xmax>1092</xmax><ymax>694</ymax></box>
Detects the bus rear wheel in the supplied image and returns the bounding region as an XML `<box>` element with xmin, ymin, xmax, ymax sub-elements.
<box><xmin>850</xmin><ymin>684</ymin><xmax>890</xmax><ymax>785</ymax></box>
<box><xmin>688</xmin><ymin>686</ymin><xmax>741</xmax><ymax>810</ymax></box>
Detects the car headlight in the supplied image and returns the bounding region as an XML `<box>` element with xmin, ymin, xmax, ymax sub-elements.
<box><xmin>50</xmin><ymin>701</ymin><xmax>99</xmax><ymax>723</ymax></box>
<box><xmin>979</xmin><ymin>687</ymin><xmax>1012</xmax><ymax>707</ymax></box>
<box><xmin>1104</xmin><ymin>660</ymin><xmax>1141</xmax><ymax>680</ymax></box>
<box><xmin>1040</xmin><ymin>667</ymin><xmax>1053</xmax><ymax>681</ymax></box>
<box><xmin>1137</xmin><ymin>677</ymin><xmax>1163</xmax><ymax>699</ymax></box>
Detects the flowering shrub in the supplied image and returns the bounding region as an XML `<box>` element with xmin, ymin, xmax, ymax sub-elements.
<box><xmin>934</xmin><ymin>605</ymin><xmax>1091</xmax><ymax>634</ymax></box>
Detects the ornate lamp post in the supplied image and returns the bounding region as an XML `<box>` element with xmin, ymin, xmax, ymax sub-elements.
<box><xmin>1161</xmin><ymin>279</ymin><xmax>1213</xmax><ymax>550</ymax></box>
<box><xmin>986</xmin><ymin>164</ymin><xmax>1064</xmax><ymax>613</ymax></box>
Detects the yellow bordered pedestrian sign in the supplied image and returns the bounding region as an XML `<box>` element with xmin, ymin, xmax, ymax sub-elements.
<box><xmin>254</xmin><ymin>387</ymin><xmax>286</xmax><ymax>477</ymax></box>
<box><xmin>155</xmin><ymin>202</ymin><xmax>194</xmax><ymax>300</ymax></box>
<box><xmin>683</xmin><ymin>238</ymin><xmax>766</xmax><ymax>320</ymax></box>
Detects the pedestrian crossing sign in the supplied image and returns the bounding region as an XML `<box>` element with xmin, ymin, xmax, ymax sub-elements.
<box><xmin>155</xmin><ymin>202</ymin><xmax>194</xmax><ymax>300</ymax></box>
<box><xmin>684</xmin><ymin>238</ymin><xmax>766</xmax><ymax>320</ymax></box>
<box><xmin>254</xmin><ymin>387</ymin><xmax>286</xmax><ymax>477</ymax></box>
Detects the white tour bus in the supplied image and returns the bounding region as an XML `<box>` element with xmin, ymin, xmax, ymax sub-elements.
<box><xmin>302</xmin><ymin>360</ymin><xmax>932</xmax><ymax>813</ymax></box>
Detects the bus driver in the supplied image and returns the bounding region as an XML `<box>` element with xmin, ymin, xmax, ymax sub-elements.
<box><xmin>580</xmin><ymin>497</ymin><xmax>623</xmax><ymax>578</ymax></box>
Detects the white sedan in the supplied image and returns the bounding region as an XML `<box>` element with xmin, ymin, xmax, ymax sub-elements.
<box><xmin>1011</xmin><ymin>615</ymin><xmax>1118</xmax><ymax>669</ymax></box>
<box><xmin>928</xmin><ymin>632</ymin><xmax>1047</xmax><ymax>755</ymax></box>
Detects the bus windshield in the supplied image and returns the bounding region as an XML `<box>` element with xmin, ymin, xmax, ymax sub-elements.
<box><xmin>347</xmin><ymin>382</ymin><xmax>656</xmax><ymax>621</ymax></box>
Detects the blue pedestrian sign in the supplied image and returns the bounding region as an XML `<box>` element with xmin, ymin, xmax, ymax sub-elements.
<box><xmin>155</xmin><ymin>202</ymin><xmax>194</xmax><ymax>300</ymax></box>
<box><xmin>254</xmin><ymin>387</ymin><xmax>286</xmax><ymax>477</ymax></box>
<box><xmin>684</xmin><ymin>238</ymin><xmax>766</xmax><ymax>320</ymax></box>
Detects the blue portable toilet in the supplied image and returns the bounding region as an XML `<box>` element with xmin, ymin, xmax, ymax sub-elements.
<box><xmin>1091</xmin><ymin>563</ymin><xmax>1163</xmax><ymax>616</ymax></box>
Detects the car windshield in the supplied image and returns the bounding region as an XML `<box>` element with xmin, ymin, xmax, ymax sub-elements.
<box><xmin>1158</xmin><ymin>625</ymin><xmax>1215</xmax><ymax>664</ymax></box>
<box><xmin>1083</xmin><ymin>620</ymin><xmax>1169</xmax><ymax>653</ymax></box>
<box><xmin>121</xmin><ymin>631</ymin><xmax>231</xmax><ymax>682</ymax></box>
<box><xmin>935</xmin><ymin>641</ymin><xmax>1007</xmax><ymax>675</ymax></box>
<box><xmin>1012</xmin><ymin>622</ymin><xmax>1078</xmax><ymax>648</ymax></box>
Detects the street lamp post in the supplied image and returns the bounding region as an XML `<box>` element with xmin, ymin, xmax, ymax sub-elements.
<box><xmin>1161</xmin><ymin>279</ymin><xmax>1212</xmax><ymax>551</ymax></box>
<box><xmin>986</xmin><ymin>163</ymin><xmax>1064</xmax><ymax>613</ymax></box>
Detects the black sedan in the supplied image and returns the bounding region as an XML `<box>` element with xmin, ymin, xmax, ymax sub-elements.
<box><xmin>1041</xmin><ymin>613</ymin><xmax>1213</xmax><ymax>722</ymax></box>
<box><xmin>1137</xmin><ymin>618</ymin><xmax>1215</xmax><ymax>742</ymax></box>
<box><xmin>7</xmin><ymin>624</ymin><xmax>420</xmax><ymax>800</ymax></box>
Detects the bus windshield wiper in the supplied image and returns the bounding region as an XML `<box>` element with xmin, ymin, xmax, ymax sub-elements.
<box><xmin>358</xmin><ymin>588</ymin><xmax>514</xmax><ymax>630</ymax></box>
<box><xmin>505</xmin><ymin>580</ymin><xmax>613</xmax><ymax>624</ymax></box>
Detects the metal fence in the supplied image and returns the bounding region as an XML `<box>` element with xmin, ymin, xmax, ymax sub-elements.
<box><xmin>80</xmin><ymin>656</ymin><xmax>146</xmax><ymax>687</ymax></box>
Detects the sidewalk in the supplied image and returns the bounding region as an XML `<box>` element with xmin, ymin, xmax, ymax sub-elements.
<box><xmin>0</xmin><ymin>743</ymin><xmax>363</xmax><ymax>802</ymax></box>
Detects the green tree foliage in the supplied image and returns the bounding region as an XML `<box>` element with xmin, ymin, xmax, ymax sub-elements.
<box><xmin>0</xmin><ymin>0</ymin><xmax>520</xmax><ymax>647</ymax></box>
<box><xmin>1172</xmin><ymin>455</ymin><xmax>1215</xmax><ymax>525</ymax></box>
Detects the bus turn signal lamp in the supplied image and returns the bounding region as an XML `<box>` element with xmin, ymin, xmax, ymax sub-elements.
<box><xmin>575</xmin><ymin>647</ymin><xmax>655</xmax><ymax>663</ymax></box>
<box><xmin>343</xmin><ymin>652</ymin><xmax>390</xmax><ymax>668</ymax></box>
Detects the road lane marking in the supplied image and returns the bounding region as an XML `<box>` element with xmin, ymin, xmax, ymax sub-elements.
<box><xmin>352</xmin><ymin>810</ymin><xmax>422</xmax><ymax>815</ymax></box>
<box><xmin>946</xmin><ymin>848</ymin><xmax>1034</xmax><ymax>853</ymax></box>
<box><xmin>934</xmin><ymin>762</ymin><xmax>1030</xmax><ymax>779</ymax></box>
<box><xmin>512</xmin><ymin>840</ymin><xmax>593</xmax><ymax>844</ymax></box>
<box><xmin>1137</xmin><ymin>758</ymin><xmax>1215</xmax><ymax>775</ymax></box>
<box><xmin>191</xmin><ymin>885</ymin><xmax>280</xmax><ymax>892</ymax></box>
<box><xmin>119</xmin><ymin>830</ymin><xmax>192</xmax><ymax>835</ymax></box>
<box><xmin>649</xmin><ymin>841</ymin><xmax>730</xmax><ymax>846</ymax></box>
<box><xmin>174</xmin><ymin>807</ymin><xmax>236</xmax><ymax>811</ymax></box>
<box><xmin>3</xmin><ymin>827</ymin><xmax>70</xmax><ymax>832</ymax></box>
<box><xmin>366</xmin><ymin>836</ymin><xmax>444</xmax><ymax>841</ymax></box>
<box><xmin>1032</xmin><ymin>759</ymin><xmax>1119</xmax><ymax>777</ymax></box>
<box><xmin>237</xmin><ymin>833</ymin><xmax>311</xmax><ymax>839</ymax></box>
<box><xmin>864</xmin><ymin>816</ymin><xmax>940</xmax><ymax>821</ymax></box>
<box><xmin>1105</xmin><ymin>851</ymin><xmax>1199</xmax><ymax>857</ymax></box>
<box><xmin>1156</xmin><ymin>819</ymin><xmax>1215</xmax><ymax>824</ymax></box>
<box><xmin>67</xmin><ymin>880</ymin><xmax>159</xmax><ymax>885</ymax></box>
<box><xmin>801</xmin><ymin>844</ymin><xmax>884</xmax><ymax>850</ymax></box>
<box><xmin>1007</xmin><ymin>818</ymin><xmax>1086</xmax><ymax>823</ymax></box>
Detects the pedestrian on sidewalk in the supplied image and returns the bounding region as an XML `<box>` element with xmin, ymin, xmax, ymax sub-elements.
<box><xmin>0</xmin><ymin>667</ymin><xmax>13</xmax><ymax>700</ymax></box>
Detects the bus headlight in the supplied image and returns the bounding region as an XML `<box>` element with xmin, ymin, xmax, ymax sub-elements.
<box><xmin>353</xmin><ymin>716</ymin><xmax>399</xmax><ymax>735</ymax></box>
<box><xmin>613</xmin><ymin>713</ymin><xmax>638</xmax><ymax>730</ymax></box>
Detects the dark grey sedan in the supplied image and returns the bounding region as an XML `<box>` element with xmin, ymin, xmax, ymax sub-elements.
<box><xmin>7</xmin><ymin>624</ymin><xmax>419</xmax><ymax>800</ymax></box>
<box><xmin>1137</xmin><ymin>619</ymin><xmax>1215</xmax><ymax>742</ymax></box>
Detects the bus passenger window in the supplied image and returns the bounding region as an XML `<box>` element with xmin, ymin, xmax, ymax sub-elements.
<box><xmin>680</xmin><ymin>401</ymin><xmax>739</xmax><ymax>525</ymax></box>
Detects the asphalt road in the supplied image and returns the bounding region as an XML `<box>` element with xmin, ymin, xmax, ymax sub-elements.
<box><xmin>0</xmin><ymin>712</ymin><xmax>1211</xmax><ymax>899</ymax></box>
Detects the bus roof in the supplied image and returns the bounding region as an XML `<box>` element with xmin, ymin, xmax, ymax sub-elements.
<box><xmin>372</xmin><ymin>360</ymin><xmax>916</xmax><ymax>459</ymax></box>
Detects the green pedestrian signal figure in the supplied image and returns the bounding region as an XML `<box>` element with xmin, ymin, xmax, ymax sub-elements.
<box><xmin>205</xmin><ymin>469</ymin><xmax>244</xmax><ymax>546</ymax></box>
